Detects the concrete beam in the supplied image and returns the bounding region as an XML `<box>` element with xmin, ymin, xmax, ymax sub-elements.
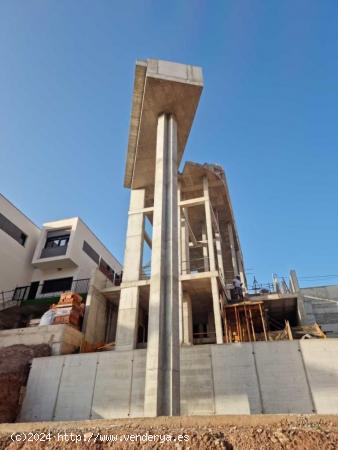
<box><xmin>179</xmin><ymin>197</ymin><xmax>205</xmax><ymax>208</ymax></box>
<box><xmin>125</xmin><ymin>60</ymin><xmax>203</xmax><ymax>189</ymax></box>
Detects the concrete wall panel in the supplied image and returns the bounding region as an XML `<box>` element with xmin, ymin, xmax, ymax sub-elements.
<box><xmin>254</xmin><ymin>341</ymin><xmax>313</xmax><ymax>413</ymax></box>
<box><xmin>300</xmin><ymin>339</ymin><xmax>338</xmax><ymax>413</ymax></box>
<box><xmin>130</xmin><ymin>349</ymin><xmax>147</xmax><ymax>417</ymax></box>
<box><xmin>20</xmin><ymin>340</ymin><xmax>338</xmax><ymax>421</ymax></box>
<box><xmin>180</xmin><ymin>345</ymin><xmax>214</xmax><ymax>415</ymax></box>
<box><xmin>54</xmin><ymin>353</ymin><xmax>98</xmax><ymax>421</ymax></box>
<box><xmin>91</xmin><ymin>351</ymin><xmax>133</xmax><ymax>419</ymax></box>
<box><xmin>211</xmin><ymin>344</ymin><xmax>261</xmax><ymax>414</ymax></box>
<box><xmin>19</xmin><ymin>356</ymin><xmax>64</xmax><ymax>422</ymax></box>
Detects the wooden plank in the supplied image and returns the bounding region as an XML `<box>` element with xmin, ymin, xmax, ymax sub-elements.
<box><xmin>249</xmin><ymin>309</ymin><xmax>256</xmax><ymax>341</ymax></box>
<box><xmin>243</xmin><ymin>305</ymin><xmax>251</xmax><ymax>342</ymax></box>
<box><xmin>259</xmin><ymin>304</ymin><xmax>268</xmax><ymax>341</ymax></box>
<box><xmin>285</xmin><ymin>320</ymin><xmax>293</xmax><ymax>341</ymax></box>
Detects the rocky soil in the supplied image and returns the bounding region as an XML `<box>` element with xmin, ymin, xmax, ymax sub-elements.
<box><xmin>0</xmin><ymin>415</ymin><xmax>337</xmax><ymax>449</ymax></box>
<box><xmin>0</xmin><ymin>345</ymin><xmax>50</xmax><ymax>423</ymax></box>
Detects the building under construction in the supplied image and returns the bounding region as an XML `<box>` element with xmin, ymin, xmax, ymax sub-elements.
<box><xmin>1</xmin><ymin>59</ymin><xmax>338</xmax><ymax>421</ymax></box>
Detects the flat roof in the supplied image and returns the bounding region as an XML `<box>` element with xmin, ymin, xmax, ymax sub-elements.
<box><xmin>124</xmin><ymin>59</ymin><xmax>203</xmax><ymax>189</ymax></box>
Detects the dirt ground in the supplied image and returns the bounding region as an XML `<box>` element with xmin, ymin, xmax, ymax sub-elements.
<box><xmin>0</xmin><ymin>415</ymin><xmax>337</xmax><ymax>449</ymax></box>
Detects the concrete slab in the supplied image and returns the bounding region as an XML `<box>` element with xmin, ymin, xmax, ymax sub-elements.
<box><xmin>54</xmin><ymin>353</ymin><xmax>98</xmax><ymax>421</ymax></box>
<box><xmin>254</xmin><ymin>341</ymin><xmax>313</xmax><ymax>414</ymax></box>
<box><xmin>211</xmin><ymin>344</ymin><xmax>261</xmax><ymax>414</ymax></box>
<box><xmin>124</xmin><ymin>59</ymin><xmax>203</xmax><ymax>189</ymax></box>
<box><xmin>19</xmin><ymin>356</ymin><xmax>64</xmax><ymax>422</ymax></box>
<box><xmin>180</xmin><ymin>346</ymin><xmax>214</xmax><ymax>415</ymax></box>
<box><xmin>129</xmin><ymin>349</ymin><xmax>147</xmax><ymax>417</ymax></box>
<box><xmin>300</xmin><ymin>339</ymin><xmax>338</xmax><ymax>413</ymax></box>
<box><xmin>91</xmin><ymin>351</ymin><xmax>133</xmax><ymax>419</ymax></box>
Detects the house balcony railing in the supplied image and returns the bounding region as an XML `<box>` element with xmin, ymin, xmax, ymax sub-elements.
<box><xmin>0</xmin><ymin>278</ymin><xmax>90</xmax><ymax>311</ymax></box>
<box><xmin>40</xmin><ymin>245</ymin><xmax>68</xmax><ymax>259</ymax></box>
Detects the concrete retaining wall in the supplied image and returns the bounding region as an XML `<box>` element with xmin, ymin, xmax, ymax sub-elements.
<box><xmin>0</xmin><ymin>325</ymin><xmax>83</xmax><ymax>355</ymax></box>
<box><xmin>20</xmin><ymin>350</ymin><xmax>146</xmax><ymax>422</ymax></box>
<box><xmin>20</xmin><ymin>340</ymin><xmax>338</xmax><ymax>421</ymax></box>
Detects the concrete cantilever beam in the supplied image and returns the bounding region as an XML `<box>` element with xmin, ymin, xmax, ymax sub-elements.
<box><xmin>124</xmin><ymin>59</ymin><xmax>203</xmax><ymax>189</ymax></box>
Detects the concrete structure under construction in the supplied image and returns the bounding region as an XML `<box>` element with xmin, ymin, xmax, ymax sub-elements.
<box><xmin>16</xmin><ymin>59</ymin><xmax>338</xmax><ymax>421</ymax></box>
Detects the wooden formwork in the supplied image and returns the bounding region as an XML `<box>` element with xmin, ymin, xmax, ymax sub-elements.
<box><xmin>223</xmin><ymin>301</ymin><xmax>268</xmax><ymax>343</ymax></box>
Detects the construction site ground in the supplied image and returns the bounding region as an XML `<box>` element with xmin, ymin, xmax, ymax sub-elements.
<box><xmin>0</xmin><ymin>415</ymin><xmax>337</xmax><ymax>449</ymax></box>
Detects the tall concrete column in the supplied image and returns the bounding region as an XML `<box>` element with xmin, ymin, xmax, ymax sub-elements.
<box><xmin>203</xmin><ymin>177</ymin><xmax>223</xmax><ymax>344</ymax></box>
<box><xmin>144</xmin><ymin>113</ymin><xmax>180</xmax><ymax>416</ymax></box>
<box><xmin>115</xmin><ymin>189</ymin><xmax>145</xmax><ymax>351</ymax></box>
<box><xmin>290</xmin><ymin>269</ymin><xmax>300</xmax><ymax>293</ymax></box>
<box><xmin>201</xmin><ymin>225</ymin><xmax>209</xmax><ymax>272</ymax></box>
<box><xmin>180</xmin><ymin>209</ymin><xmax>190</xmax><ymax>274</ymax></box>
<box><xmin>178</xmin><ymin>182</ymin><xmax>183</xmax><ymax>345</ymax></box>
<box><xmin>237</xmin><ymin>250</ymin><xmax>247</xmax><ymax>292</ymax></box>
<box><xmin>215</xmin><ymin>230</ymin><xmax>225</xmax><ymax>281</ymax></box>
<box><xmin>227</xmin><ymin>223</ymin><xmax>239</xmax><ymax>276</ymax></box>
<box><xmin>182</xmin><ymin>292</ymin><xmax>193</xmax><ymax>345</ymax></box>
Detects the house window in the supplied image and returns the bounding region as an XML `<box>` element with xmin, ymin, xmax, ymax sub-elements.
<box><xmin>82</xmin><ymin>240</ymin><xmax>100</xmax><ymax>264</ymax></box>
<box><xmin>41</xmin><ymin>277</ymin><xmax>73</xmax><ymax>294</ymax></box>
<box><xmin>40</xmin><ymin>229</ymin><xmax>71</xmax><ymax>258</ymax></box>
<box><xmin>45</xmin><ymin>234</ymin><xmax>70</xmax><ymax>249</ymax></box>
<box><xmin>99</xmin><ymin>258</ymin><xmax>115</xmax><ymax>282</ymax></box>
<box><xmin>0</xmin><ymin>212</ymin><xmax>27</xmax><ymax>246</ymax></box>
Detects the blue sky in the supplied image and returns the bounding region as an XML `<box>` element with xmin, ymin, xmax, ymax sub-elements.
<box><xmin>1</xmin><ymin>1</ymin><xmax>338</xmax><ymax>288</ymax></box>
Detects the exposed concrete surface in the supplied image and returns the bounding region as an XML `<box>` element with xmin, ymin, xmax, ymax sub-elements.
<box><xmin>124</xmin><ymin>59</ymin><xmax>203</xmax><ymax>189</ymax></box>
<box><xmin>19</xmin><ymin>340</ymin><xmax>338</xmax><ymax>422</ymax></box>
<box><xmin>254</xmin><ymin>341</ymin><xmax>314</xmax><ymax>414</ymax></box>
<box><xmin>0</xmin><ymin>325</ymin><xmax>82</xmax><ymax>355</ymax></box>
<box><xmin>299</xmin><ymin>284</ymin><xmax>338</xmax><ymax>336</ymax></box>
<box><xmin>83</xmin><ymin>269</ymin><xmax>109</xmax><ymax>344</ymax></box>
<box><xmin>20</xmin><ymin>350</ymin><xmax>147</xmax><ymax>422</ymax></box>
<box><xmin>144</xmin><ymin>114</ymin><xmax>180</xmax><ymax>417</ymax></box>
<box><xmin>115</xmin><ymin>189</ymin><xmax>145</xmax><ymax>351</ymax></box>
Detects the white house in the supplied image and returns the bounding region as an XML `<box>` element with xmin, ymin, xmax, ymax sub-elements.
<box><xmin>0</xmin><ymin>194</ymin><xmax>122</xmax><ymax>310</ymax></box>
<box><xmin>0</xmin><ymin>194</ymin><xmax>40</xmax><ymax>294</ymax></box>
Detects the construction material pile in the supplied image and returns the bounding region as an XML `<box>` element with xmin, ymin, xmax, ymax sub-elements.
<box><xmin>0</xmin><ymin>344</ymin><xmax>50</xmax><ymax>423</ymax></box>
<box><xmin>53</xmin><ymin>292</ymin><xmax>84</xmax><ymax>329</ymax></box>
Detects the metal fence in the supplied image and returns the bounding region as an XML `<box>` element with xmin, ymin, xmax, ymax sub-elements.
<box><xmin>0</xmin><ymin>278</ymin><xmax>90</xmax><ymax>310</ymax></box>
